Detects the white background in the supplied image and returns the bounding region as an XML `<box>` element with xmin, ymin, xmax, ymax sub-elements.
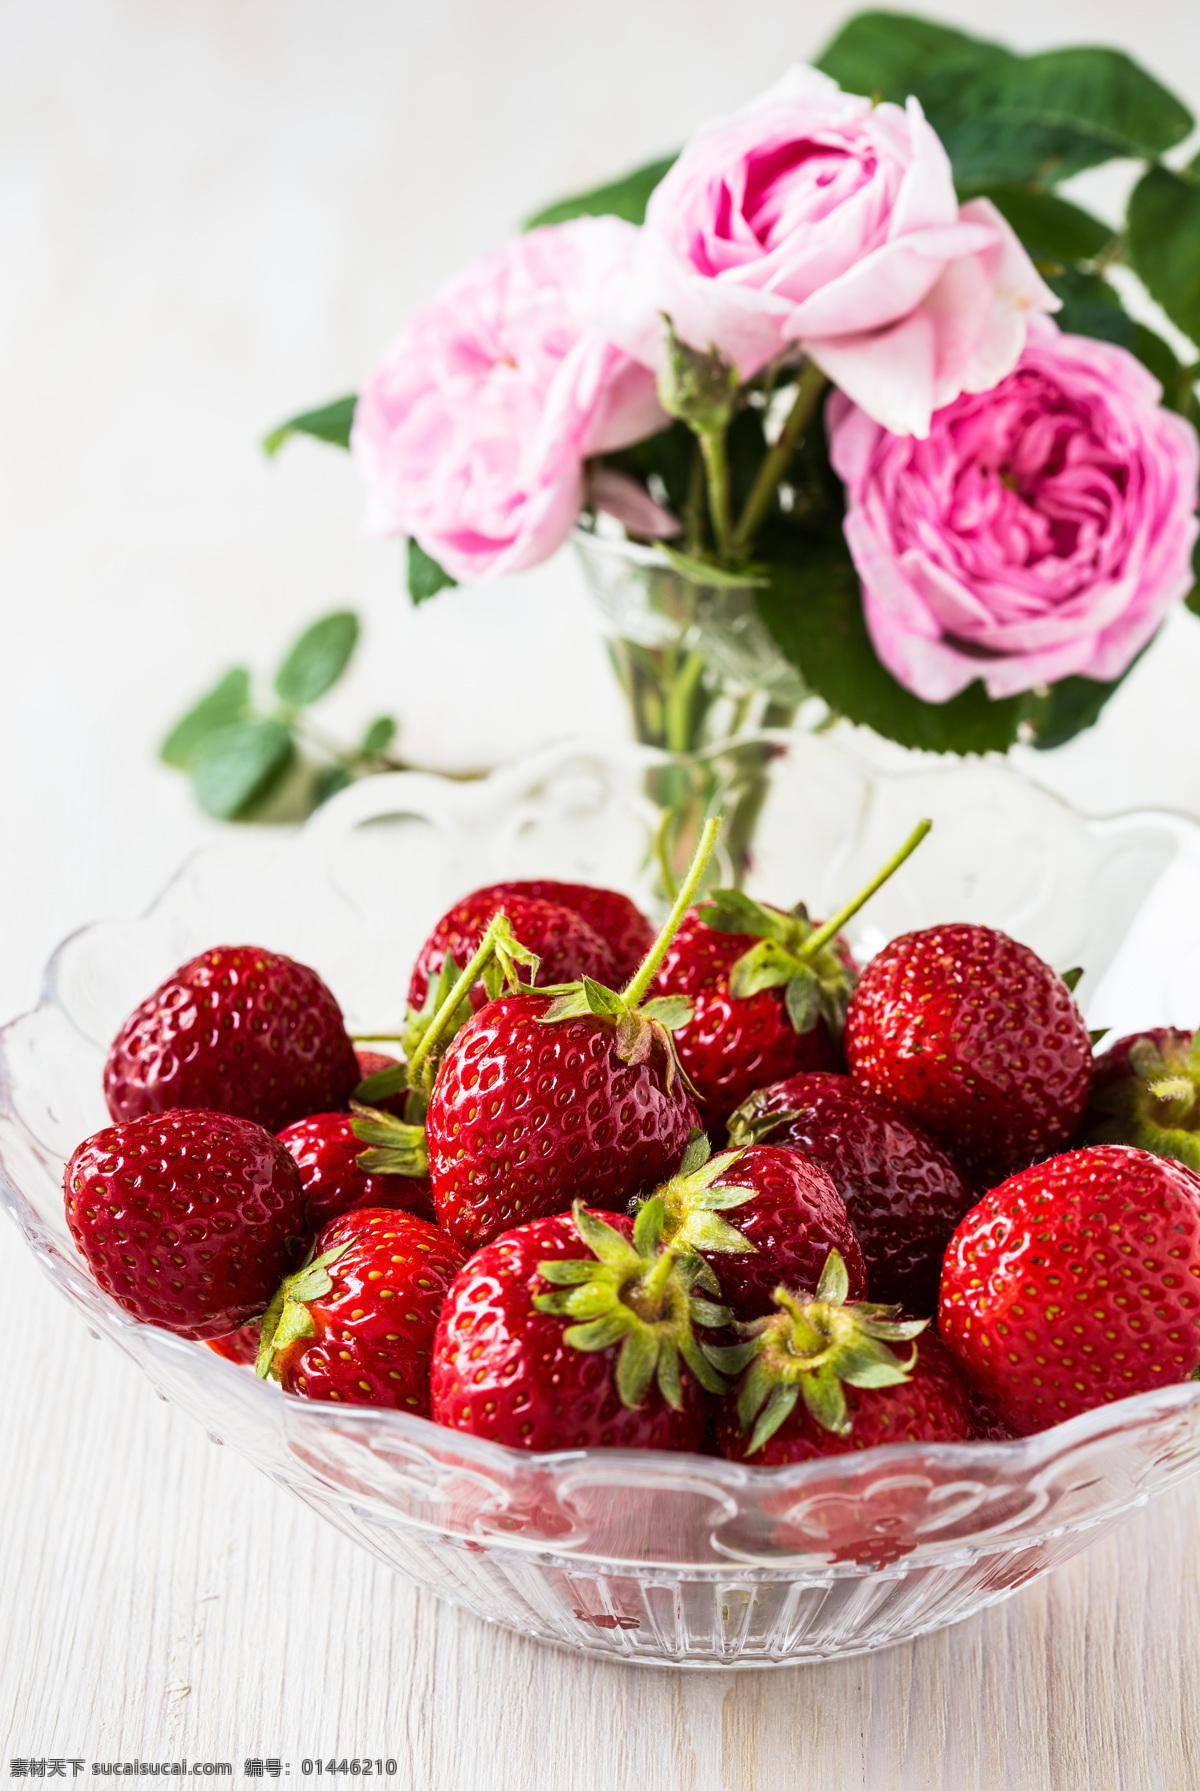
<box><xmin>3</xmin><ymin>2</ymin><xmax>1200</xmax><ymax>1782</ymax></box>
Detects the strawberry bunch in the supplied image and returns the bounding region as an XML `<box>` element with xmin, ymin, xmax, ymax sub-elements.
<box><xmin>63</xmin><ymin>812</ymin><xmax>1200</xmax><ymax>1475</ymax></box>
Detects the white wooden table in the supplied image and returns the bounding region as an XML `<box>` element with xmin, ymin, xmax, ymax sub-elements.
<box><xmin>5</xmin><ymin>1</ymin><xmax>1200</xmax><ymax>1782</ymax></box>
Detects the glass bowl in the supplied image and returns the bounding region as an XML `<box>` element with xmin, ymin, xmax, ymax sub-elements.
<box><xmin>5</xmin><ymin>734</ymin><xmax>1200</xmax><ymax>1669</ymax></box>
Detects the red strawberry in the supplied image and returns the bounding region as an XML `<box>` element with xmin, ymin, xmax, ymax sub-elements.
<box><xmin>939</xmin><ymin>1144</ymin><xmax>1200</xmax><ymax>1435</ymax></box>
<box><xmin>426</xmin><ymin>991</ymin><xmax>699</xmax><ymax>1250</ymax></box>
<box><xmin>710</xmin><ymin>1252</ymin><xmax>967</xmax><ymax>1463</ymax></box>
<box><xmin>408</xmin><ymin>892</ymin><xmax>617</xmax><ymax>1011</ymax></box>
<box><xmin>845</xmin><ymin>924</ymin><xmax>1092</xmax><ymax>1185</ymax></box>
<box><xmin>65</xmin><ymin>1109</ymin><xmax>308</xmax><ymax>1339</ymax></box>
<box><xmin>645</xmin><ymin>821</ymin><xmax>932</xmax><ymax>1132</ymax></box>
<box><xmin>257</xmin><ymin>1207</ymin><xmax>466</xmax><ymax>1411</ymax></box>
<box><xmin>277</xmin><ymin>1111</ymin><xmax>433</xmax><ymax>1230</ymax></box>
<box><xmin>728</xmin><ymin>1071</ymin><xmax>974</xmax><ymax>1313</ymax></box>
<box><xmin>476</xmin><ymin>880</ymin><xmax>655</xmax><ymax>984</ymax></box>
<box><xmin>646</xmin><ymin>902</ymin><xmax>847</xmax><ymax>1131</ymax></box>
<box><xmin>207</xmin><ymin>1321</ymin><xmax>260</xmax><ymax>1364</ymax></box>
<box><xmin>353</xmin><ymin>1049</ymin><xmax>408</xmax><ymax>1117</ymax></box>
<box><xmin>1082</xmin><ymin>1028</ymin><xmax>1200</xmax><ymax>1171</ymax></box>
<box><xmin>639</xmin><ymin>1136</ymin><xmax>866</xmax><ymax>1320</ymax></box>
<box><xmin>104</xmin><ymin>945</ymin><xmax>359</xmax><ymax>1135</ymax></box>
<box><xmin>430</xmin><ymin>1201</ymin><xmax>728</xmax><ymax>1451</ymax></box>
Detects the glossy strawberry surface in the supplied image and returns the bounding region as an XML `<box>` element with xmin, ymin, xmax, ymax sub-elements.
<box><xmin>277</xmin><ymin>1111</ymin><xmax>433</xmax><ymax>1230</ymax></box>
<box><xmin>731</xmin><ymin>1072</ymin><xmax>974</xmax><ymax>1313</ymax></box>
<box><xmin>716</xmin><ymin>1331</ymin><xmax>972</xmax><ymax>1463</ymax></box>
<box><xmin>65</xmin><ymin>1108</ymin><xmax>308</xmax><ymax>1339</ymax></box>
<box><xmin>477</xmin><ymin>880</ymin><xmax>655</xmax><ymax>985</ymax></box>
<box><xmin>939</xmin><ymin>1145</ymin><xmax>1200</xmax><ymax>1435</ymax></box>
<box><xmin>430</xmin><ymin>1210</ymin><xmax>709</xmax><ymax>1451</ymax></box>
<box><xmin>104</xmin><ymin>945</ymin><xmax>359</xmax><ymax>1135</ymax></box>
<box><xmin>207</xmin><ymin>1320</ymin><xmax>260</xmax><ymax>1364</ymax></box>
<box><xmin>426</xmin><ymin>992</ymin><xmax>699</xmax><ymax>1250</ymax></box>
<box><xmin>647</xmin><ymin>910</ymin><xmax>844</xmax><ymax>1131</ymax></box>
<box><xmin>844</xmin><ymin>924</ymin><xmax>1092</xmax><ymax>1185</ymax></box>
<box><xmin>272</xmin><ymin>1207</ymin><xmax>466</xmax><ymax>1411</ymax></box>
<box><xmin>407</xmin><ymin>892</ymin><xmax>616</xmax><ymax>1011</ymax></box>
<box><xmin>655</xmin><ymin>1143</ymin><xmax>866</xmax><ymax>1321</ymax></box>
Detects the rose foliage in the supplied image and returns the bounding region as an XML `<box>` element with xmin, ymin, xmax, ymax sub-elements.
<box><xmin>269</xmin><ymin>12</ymin><xmax>1200</xmax><ymax>757</ymax></box>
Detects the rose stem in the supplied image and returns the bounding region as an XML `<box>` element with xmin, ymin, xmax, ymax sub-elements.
<box><xmin>730</xmin><ymin>360</ymin><xmax>827</xmax><ymax>558</ymax></box>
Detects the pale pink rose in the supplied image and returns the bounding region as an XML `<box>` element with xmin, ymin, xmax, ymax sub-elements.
<box><xmin>351</xmin><ymin>218</ymin><xmax>664</xmax><ymax>583</ymax></box>
<box><xmin>611</xmin><ymin>65</ymin><xmax>1057</xmax><ymax>438</ymax></box>
<box><xmin>828</xmin><ymin>318</ymin><xmax>1200</xmax><ymax>702</ymax></box>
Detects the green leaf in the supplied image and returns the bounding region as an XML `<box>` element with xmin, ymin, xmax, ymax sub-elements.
<box><xmin>1061</xmin><ymin>966</ymin><xmax>1084</xmax><ymax>992</ymax></box>
<box><xmin>977</xmin><ymin>185</ymin><xmax>1114</xmax><ymax>265</ymax></box>
<box><xmin>160</xmin><ymin>668</ymin><xmax>252</xmax><ymax>769</ymax></box>
<box><xmin>728</xmin><ymin>938</ymin><xmax>797</xmax><ymax>999</ymax></box>
<box><xmin>1128</xmin><ymin>164</ymin><xmax>1200</xmax><ymax>347</ymax></box>
<box><xmin>190</xmin><ymin>718</ymin><xmax>294</xmax><ymax>819</ymax></box>
<box><xmin>785</xmin><ymin>966</ymin><xmax>822</xmax><ymax>1035</ymax></box>
<box><xmin>313</xmin><ymin>765</ymin><xmax>353</xmax><ymax>807</ymax></box>
<box><xmin>1043</xmin><ymin>269</ymin><xmax>1135</xmax><ymax>351</ymax></box>
<box><xmin>524</xmin><ymin>154</ymin><xmax>677</xmax><ymax>230</ymax></box>
<box><xmin>408</xmin><ymin>539</ymin><xmax>457</xmax><ymax>605</ymax></box>
<box><xmin>274</xmin><ymin>610</ymin><xmax>359</xmax><ymax>707</ymax></box>
<box><xmin>757</xmin><ymin>542</ymin><xmax>1026</xmax><ymax>755</ymax></box>
<box><xmin>639</xmin><ymin>995</ymin><xmax>694</xmax><ymax>1030</ymax></box>
<box><xmin>1025</xmin><ymin>645</ymin><xmax>1151</xmax><ymax>752</ymax></box>
<box><xmin>353</xmin><ymin>1061</ymin><xmax>407</xmax><ymax>1104</ymax></box>
<box><xmin>1129</xmin><ymin>326</ymin><xmax>1197</xmax><ymax>422</ymax></box>
<box><xmin>360</xmin><ymin>715</ymin><xmax>396</xmax><ymax>755</ymax></box>
<box><xmin>262</xmin><ymin>394</ymin><xmax>357</xmax><ymax>457</ymax></box>
<box><xmin>817</xmin><ymin>15</ymin><xmax>1192</xmax><ymax>190</ymax></box>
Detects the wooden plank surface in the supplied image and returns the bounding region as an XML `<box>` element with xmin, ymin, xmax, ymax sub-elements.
<box><xmin>2</xmin><ymin>1197</ymin><xmax>1198</xmax><ymax>1790</ymax></box>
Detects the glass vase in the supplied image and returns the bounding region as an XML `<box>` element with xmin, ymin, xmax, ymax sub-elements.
<box><xmin>573</xmin><ymin>526</ymin><xmax>814</xmax><ymax>889</ymax></box>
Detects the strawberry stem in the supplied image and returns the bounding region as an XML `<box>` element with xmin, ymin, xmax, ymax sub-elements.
<box><xmin>622</xmin><ymin>815</ymin><xmax>722</xmax><ymax>1006</ymax></box>
<box><xmin>798</xmin><ymin>818</ymin><xmax>931</xmax><ymax>961</ymax></box>
<box><xmin>404</xmin><ymin>912</ymin><xmax>514</xmax><ymax>1087</ymax></box>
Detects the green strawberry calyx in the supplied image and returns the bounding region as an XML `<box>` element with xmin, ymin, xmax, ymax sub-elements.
<box><xmin>533</xmin><ymin>1198</ymin><xmax>732</xmax><ymax>1411</ymax></box>
<box><xmin>725</xmin><ymin>1091</ymin><xmax>798</xmax><ymax>1150</ymax></box>
<box><xmin>704</xmin><ymin>1250</ymin><xmax>927</xmax><ymax>1453</ymax></box>
<box><xmin>1086</xmin><ymin>1029</ymin><xmax>1200</xmax><ymax>1172</ymax></box>
<box><xmin>632</xmin><ymin>1132</ymin><xmax>759</xmax><ymax>1256</ymax></box>
<box><xmin>699</xmin><ymin>818</ymin><xmax>932</xmax><ymax>1040</ymax></box>
<box><xmin>256</xmin><ymin>1240</ymin><xmax>352</xmax><ymax>1381</ymax></box>
<box><xmin>536</xmin><ymin>816</ymin><xmax>722</xmax><ymax>1084</ymax></box>
<box><xmin>349</xmin><ymin>911</ymin><xmax>541</xmax><ymax>1173</ymax></box>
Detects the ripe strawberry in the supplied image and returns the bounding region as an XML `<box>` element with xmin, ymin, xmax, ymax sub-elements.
<box><xmin>207</xmin><ymin>1321</ymin><xmax>260</xmax><ymax>1365</ymax></box>
<box><xmin>645</xmin><ymin>821</ymin><xmax>932</xmax><ymax>1132</ymax></box>
<box><xmin>408</xmin><ymin>892</ymin><xmax>617</xmax><ymax>1011</ymax></box>
<box><xmin>257</xmin><ymin>1207</ymin><xmax>466</xmax><ymax>1411</ymax></box>
<box><xmin>645</xmin><ymin>901</ymin><xmax>847</xmax><ymax>1130</ymax></box>
<box><xmin>728</xmin><ymin>1071</ymin><xmax>974</xmax><ymax>1313</ymax></box>
<box><xmin>710</xmin><ymin>1252</ymin><xmax>967</xmax><ymax>1463</ymax></box>
<box><xmin>939</xmin><ymin>1144</ymin><xmax>1200</xmax><ymax>1435</ymax></box>
<box><xmin>430</xmin><ymin>1200</ymin><xmax>728</xmax><ymax>1451</ymax></box>
<box><xmin>845</xmin><ymin>924</ymin><xmax>1092</xmax><ymax>1185</ymax></box>
<box><xmin>476</xmin><ymin>880</ymin><xmax>655</xmax><ymax>984</ymax></box>
<box><xmin>1082</xmin><ymin>1028</ymin><xmax>1200</xmax><ymax>1171</ymax></box>
<box><xmin>104</xmin><ymin>945</ymin><xmax>359</xmax><ymax>1135</ymax></box>
<box><xmin>427</xmin><ymin>991</ymin><xmax>699</xmax><ymax>1250</ymax></box>
<box><xmin>65</xmin><ymin>1109</ymin><xmax>308</xmax><ymax>1339</ymax></box>
<box><xmin>638</xmin><ymin>1135</ymin><xmax>866</xmax><ymax>1320</ymax></box>
<box><xmin>277</xmin><ymin>1111</ymin><xmax>433</xmax><ymax>1230</ymax></box>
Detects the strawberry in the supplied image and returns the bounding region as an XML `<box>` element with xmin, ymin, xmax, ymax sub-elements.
<box><xmin>430</xmin><ymin>1200</ymin><xmax>729</xmax><ymax>1451</ymax></box>
<box><xmin>637</xmin><ymin>1135</ymin><xmax>866</xmax><ymax>1320</ymax></box>
<box><xmin>422</xmin><ymin>821</ymin><xmax>725</xmax><ymax>1251</ymax></box>
<box><xmin>646</xmin><ymin>820</ymin><xmax>931</xmax><ymax>1131</ymax></box>
<box><xmin>710</xmin><ymin>1251</ymin><xmax>968</xmax><ymax>1463</ymax></box>
<box><xmin>1082</xmin><ymin>1028</ymin><xmax>1200</xmax><ymax>1171</ymax></box>
<box><xmin>207</xmin><ymin>1321</ymin><xmax>260</xmax><ymax>1364</ymax></box>
<box><xmin>408</xmin><ymin>892</ymin><xmax>617</xmax><ymax>1011</ymax></box>
<box><xmin>427</xmin><ymin>991</ymin><xmax>699</xmax><ymax>1250</ymax></box>
<box><xmin>475</xmin><ymin>880</ymin><xmax>655</xmax><ymax>984</ymax></box>
<box><xmin>353</xmin><ymin>1049</ymin><xmax>408</xmax><ymax>1117</ymax></box>
<box><xmin>727</xmin><ymin>1071</ymin><xmax>974</xmax><ymax>1313</ymax></box>
<box><xmin>257</xmin><ymin>1207</ymin><xmax>466</xmax><ymax>1411</ymax></box>
<box><xmin>104</xmin><ymin>945</ymin><xmax>359</xmax><ymax>1135</ymax></box>
<box><xmin>844</xmin><ymin>923</ymin><xmax>1093</xmax><ymax>1185</ymax></box>
<box><xmin>65</xmin><ymin>1108</ymin><xmax>308</xmax><ymax>1339</ymax></box>
<box><xmin>938</xmin><ymin>1144</ymin><xmax>1200</xmax><ymax>1435</ymax></box>
<box><xmin>277</xmin><ymin>1111</ymin><xmax>433</xmax><ymax>1230</ymax></box>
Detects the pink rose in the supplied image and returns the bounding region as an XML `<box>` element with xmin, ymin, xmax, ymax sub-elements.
<box><xmin>613</xmin><ymin>65</ymin><xmax>1057</xmax><ymax>438</ymax></box>
<box><xmin>828</xmin><ymin>319</ymin><xmax>1200</xmax><ymax>702</ymax></box>
<box><xmin>351</xmin><ymin>218</ymin><xmax>663</xmax><ymax>583</ymax></box>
